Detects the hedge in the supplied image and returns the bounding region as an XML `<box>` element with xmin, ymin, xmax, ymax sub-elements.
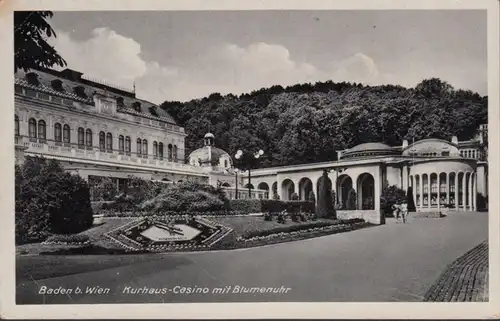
<box><xmin>241</xmin><ymin>218</ymin><xmax>364</xmax><ymax>239</ymax></box>
<box><xmin>229</xmin><ymin>199</ymin><xmax>315</xmax><ymax>214</ymax></box>
<box><xmin>44</xmin><ymin>234</ymin><xmax>90</xmax><ymax>244</ymax></box>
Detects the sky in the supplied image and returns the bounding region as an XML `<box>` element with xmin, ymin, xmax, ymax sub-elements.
<box><xmin>48</xmin><ymin>10</ymin><xmax>487</xmax><ymax>103</ymax></box>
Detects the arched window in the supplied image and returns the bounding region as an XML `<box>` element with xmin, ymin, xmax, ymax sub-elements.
<box><xmin>173</xmin><ymin>145</ymin><xmax>178</xmax><ymax>161</ymax></box>
<box><xmin>119</xmin><ymin>135</ymin><xmax>124</xmax><ymax>153</ymax></box>
<box><xmin>99</xmin><ymin>131</ymin><xmax>106</xmax><ymax>151</ymax></box>
<box><xmin>14</xmin><ymin>115</ymin><xmax>19</xmax><ymax>136</ymax></box>
<box><xmin>106</xmin><ymin>132</ymin><xmax>113</xmax><ymax>150</ymax></box>
<box><xmin>125</xmin><ymin>136</ymin><xmax>131</xmax><ymax>154</ymax></box>
<box><xmin>85</xmin><ymin>129</ymin><xmax>93</xmax><ymax>147</ymax></box>
<box><xmin>142</xmin><ymin>139</ymin><xmax>148</xmax><ymax>156</ymax></box>
<box><xmin>224</xmin><ymin>159</ymin><xmax>228</xmax><ymax>168</ymax></box>
<box><xmin>168</xmin><ymin>144</ymin><xmax>173</xmax><ymax>161</ymax></box>
<box><xmin>153</xmin><ymin>141</ymin><xmax>158</xmax><ymax>157</ymax></box>
<box><xmin>38</xmin><ymin>120</ymin><xmax>46</xmax><ymax>141</ymax></box>
<box><xmin>158</xmin><ymin>142</ymin><xmax>164</xmax><ymax>159</ymax></box>
<box><xmin>63</xmin><ymin>125</ymin><xmax>70</xmax><ymax>143</ymax></box>
<box><xmin>29</xmin><ymin>118</ymin><xmax>37</xmax><ymax>138</ymax></box>
<box><xmin>137</xmin><ymin>138</ymin><xmax>142</xmax><ymax>155</ymax></box>
<box><xmin>78</xmin><ymin>127</ymin><xmax>84</xmax><ymax>147</ymax></box>
<box><xmin>54</xmin><ymin>123</ymin><xmax>62</xmax><ymax>142</ymax></box>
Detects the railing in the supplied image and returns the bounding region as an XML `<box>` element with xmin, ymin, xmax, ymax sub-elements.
<box><xmin>16</xmin><ymin>136</ymin><xmax>202</xmax><ymax>174</ymax></box>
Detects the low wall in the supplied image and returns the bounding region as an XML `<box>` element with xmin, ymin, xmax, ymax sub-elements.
<box><xmin>336</xmin><ymin>210</ymin><xmax>384</xmax><ymax>225</ymax></box>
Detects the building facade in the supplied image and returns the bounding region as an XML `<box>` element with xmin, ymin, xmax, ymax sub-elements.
<box><xmin>13</xmin><ymin>67</ymin><xmax>268</xmax><ymax>198</ymax></box>
<box><xmin>244</xmin><ymin>127</ymin><xmax>488</xmax><ymax>218</ymax></box>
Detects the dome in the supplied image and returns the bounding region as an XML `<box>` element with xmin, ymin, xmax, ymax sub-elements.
<box><xmin>349</xmin><ymin>142</ymin><xmax>392</xmax><ymax>152</ymax></box>
<box><xmin>188</xmin><ymin>133</ymin><xmax>233</xmax><ymax>169</ymax></box>
<box><xmin>340</xmin><ymin>142</ymin><xmax>397</xmax><ymax>160</ymax></box>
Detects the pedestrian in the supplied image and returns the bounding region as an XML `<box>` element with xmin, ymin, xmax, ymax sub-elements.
<box><xmin>392</xmin><ymin>202</ymin><xmax>401</xmax><ymax>222</ymax></box>
<box><xmin>400</xmin><ymin>200</ymin><xmax>408</xmax><ymax>223</ymax></box>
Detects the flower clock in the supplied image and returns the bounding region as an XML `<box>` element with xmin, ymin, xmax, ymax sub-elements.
<box><xmin>106</xmin><ymin>216</ymin><xmax>231</xmax><ymax>252</ymax></box>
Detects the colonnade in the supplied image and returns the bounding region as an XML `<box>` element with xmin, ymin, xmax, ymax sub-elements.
<box><xmin>410</xmin><ymin>172</ymin><xmax>476</xmax><ymax>211</ymax></box>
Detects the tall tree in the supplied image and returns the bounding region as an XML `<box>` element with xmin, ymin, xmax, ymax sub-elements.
<box><xmin>14</xmin><ymin>11</ymin><xmax>66</xmax><ymax>72</ymax></box>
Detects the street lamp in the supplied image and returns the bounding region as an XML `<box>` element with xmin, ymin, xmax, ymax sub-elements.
<box><xmin>330</xmin><ymin>167</ymin><xmax>347</xmax><ymax>205</ymax></box>
<box><xmin>234</xmin><ymin>168</ymin><xmax>239</xmax><ymax>199</ymax></box>
<box><xmin>235</xmin><ymin>149</ymin><xmax>264</xmax><ymax>198</ymax></box>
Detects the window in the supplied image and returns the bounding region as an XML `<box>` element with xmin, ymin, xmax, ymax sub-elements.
<box><xmin>125</xmin><ymin>136</ymin><xmax>131</xmax><ymax>153</ymax></box>
<box><xmin>51</xmin><ymin>79</ymin><xmax>64</xmax><ymax>92</ymax></box>
<box><xmin>168</xmin><ymin>144</ymin><xmax>173</xmax><ymax>161</ymax></box>
<box><xmin>99</xmin><ymin>131</ymin><xmax>106</xmax><ymax>151</ymax></box>
<box><xmin>119</xmin><ymin>135</ymin><xmax>124</xmax><ymax>153</ymax></box>
<box><xmin>133</xmin><ymin>102</ymin><xmax>141</xmax><ymax>112</ymax></box>
<box><xmin>14</xmin><ymin>115</ymin><xmax>19</xmax><ymax>136</ymax></box>
<box><xmin>142</xmin><ymin>139</ymin><xmax>148</xmax><ymax>156</ymax></box>
<box><xmin>158</xmin><ymin>143</ymin><xmax>164</xmax><ymax>159</ymax></box>
<box><xmin>63</xmin><ymin>125</ymin><xmax>70</xmax><ymax>143</ymax></box>
<box><xmin>54</xmin><ymin>123</ymin><xmax>62</xmax><ymax>142</ymax></box>
<box><xmin>26</xmin><ymin>72</ymin><xmax>39</xmax><ymax>86</ymax></box>
<box><xmin>78</xmin><ymin>127</ymin><xmax>84</xmax><ymax>147</ymax></box>
<box><xmin>137</xmin><ymin>138</ymin><xmax>142</xmax><ymax>155</ymax></box>
<box><xmin>431</xmin><ymin>180</ymin><xmax>437</xmax><ymax>193</ymax></box>
<box><xmin>224</xmin><ymin>159</ymin><xmax>228</xmax><ymax>168</ymax></box>
<box><xmin>85</xmin><ymin>129</ymin><xmax>93</xmax><ymax>147</ymax></box>
<box><xmin>29</xmin><ymin>118</ymin><xmax>37</xmax><ymax>138</ymax></box>
<box><xmin>116</xmin><ymin>97</ymin><xmax>124</xmax><ymax>107</ymax></box>
<box><xmin>442</xmin><ymin>151</ymin><xmax>450</xmax><ymax>156</ymax></box>
<box><xmin>74</xmin><ymin>86</ymin><xmax>87</xmax><ymax>98</ymax></box>
<box><xmin>153</xmin><ymin>141</ymin><xmax>158</xmax><ymax>157</ymax></box>
<box><xmin>173</xmin><ymin>145</ymin><xmax>178</xmax><ymax>161</ymax></box>
<box><xmin>38</xmin><ymin>120</ymin><xmax>46</xmax><ymax>141</ymax></box>
<box><xmin>106</xmin><ymin>133</ymin><xmax>113</xmax><ymax>150</ymax></box>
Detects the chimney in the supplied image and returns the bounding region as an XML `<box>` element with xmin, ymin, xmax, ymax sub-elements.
<box><xmin>451</xmin><ymin>136</ymin><xmax>458</xmax><ymax>144</ymax></box>
<box><xmin>402</xmin><ymin>139</ymin><xmax>408</xmax><ymax>149</ymax></box>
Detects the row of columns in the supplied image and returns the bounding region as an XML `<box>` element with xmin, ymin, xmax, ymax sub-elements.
<box><xmin>410</xmin><ymin>172</ymin><xmax>476</xmax><ymax>211</ymax></box>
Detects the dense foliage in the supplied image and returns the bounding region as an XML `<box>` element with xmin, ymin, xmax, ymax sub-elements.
<box><xmin>15</xmin><ymin>157</ymin><xmax>93</xmax><ymax>244</ymax></box>
<box><xmin>161</xmin><ymin>78</ymin><xmax>487</xmax><ymax>168</ymax></box>
<box><xmin>14</xmin><ymin>11</ymin><xmax>66</xmax><ymax>72</ymax></box>
<box><xmin>140</xmin><ymin>181</ymin><xmax>230</xmax><ymax>213</ymax></box>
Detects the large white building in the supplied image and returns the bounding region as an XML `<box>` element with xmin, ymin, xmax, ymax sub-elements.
<box><xmin>14</xmin><ymin>67</ymin><xmax>488</xmax><ymax>217</ymax></box>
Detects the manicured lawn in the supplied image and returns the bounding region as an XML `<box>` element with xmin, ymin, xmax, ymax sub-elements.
<box><xmin>210</xmin><ymin>215</ymin><xmax>338</xmax><ymax>236</ymax></box>
<box><xmin>16</xmin><ymin>252</ymin><xmax>178</xmax><ymax>282</ymax></box>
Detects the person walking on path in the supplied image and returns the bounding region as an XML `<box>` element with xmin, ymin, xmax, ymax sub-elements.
<box><xmin>400</xmin><ymin>200</ymin><xmax>409</xmax><ymax>223</ymax></box>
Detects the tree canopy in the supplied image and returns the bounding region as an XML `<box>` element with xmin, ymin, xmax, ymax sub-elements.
<box><xmin>161</xmin><ymin>78</ymin><xmax>487</xmax><ymax>168</ymax></box>
<box><xmin>14</xmin><ymin>11</ymin><xmax>66</xmax><ymax>72</ymax></box>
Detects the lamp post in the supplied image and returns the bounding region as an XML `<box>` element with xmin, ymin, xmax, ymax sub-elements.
<box><xmin>235</xmin><ymin>149</ymin><xmax>264</xmax><ymax>198</ymax></box>
<box><xmin>331</xmin><ymin>167</ymin><xmax>347</xmax><ymax>206</ymax></box>
<box><xmin>234</xmin><ymin>168</ymin><xmax>239</xmax><ymax>199</ymax></box>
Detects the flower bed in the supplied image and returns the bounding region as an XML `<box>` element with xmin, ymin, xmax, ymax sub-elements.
<box><xmin>99</xmin><ymin>210</ymin><xmax>247</xmax><ymax>217</ymax></box>
<box><xmin>43</xmin><ymin>234</ymin><xmax>91</xmax><ymax>246</ymax></box>
<box><xmin>104</xmin><ymin>215</ymin><xmax>234</xmax><ymax>252</ymax></box>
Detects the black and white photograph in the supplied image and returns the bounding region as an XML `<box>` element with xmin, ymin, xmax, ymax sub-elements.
<box><xmin>1</xmin><ymin>0</ymin><xmax>499</xmax><ymax>319</ymax></box>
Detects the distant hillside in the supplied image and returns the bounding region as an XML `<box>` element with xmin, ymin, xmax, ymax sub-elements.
<box><xmin>160</xmin><ymin>78</ymin><xmax>487</xmax><ymax>168</ymax></box>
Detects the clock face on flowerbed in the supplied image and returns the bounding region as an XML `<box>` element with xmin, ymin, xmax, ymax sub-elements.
<box><xmin>108</xmin><ymin>217</ymin><xmax>227</xmax><ymax>251</ymax></box>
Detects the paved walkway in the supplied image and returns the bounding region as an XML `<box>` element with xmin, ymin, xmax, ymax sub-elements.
<box><xmin>16</xmin><ymin>211</ymin><xmax>488</xmax><ymax>304</ymax></box>
<box><xmin>424</xmin><ymin>241</ymin><xmax>488</xmax><ymax>302</ymax></box>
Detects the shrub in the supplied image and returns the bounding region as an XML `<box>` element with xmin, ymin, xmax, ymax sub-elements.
<box><xmin>140</xmin><ymin>182</ymin><xmax>230</xmax><ymax>213</ymax></box>
<box><xmin>477</xmin><ymin>193</ymin><xmax>488</xmax><ymax>212</ymax></box>
<box><xmin>316</xmin><ymin>171</ymin><xmax>335</xmax><ymax>218</ymax></box>
<box><xmin>272</xmin><ymin>193</ymin><xmax>280</xmax><ymax>200</ymax></box>
<box><xmin>44</xmin><ymin>234</ymin><xmax>90</xmax><ymax>244</ymax></box>
<box><xmin>406</xmin><ymin>186</ymin><xmax>416</xmax><ymax>212</ymax></box>
<box><xmin>15</xmin><ymin>157</ymin><xmax>93</xmax><ymax>244</ymax></box>
<box><xmin>290</xmin><ymin>192</ymin><xmax>299</xmax><ymax>200</ymax></box>
<box><xmin>308</xmin><ymin>191</ymin><xmax>316</xmax><ymax>203</ymax></box>
<box><xmin>346</xmin><ymin>188</ymin><xmax>357</xmax><ymax>210</ymax></box>
<box><xmin>126</xmin><ymin>176</ymin><xmax>167</xmax><ymax>204</ymax></box>
<box><xmin>88</xmin><ymin>176</ymin><xmax>118</xmax><ymax>201</ymax></box>
<box><xmin>230</xmin><ymin>199</ymin><xmax>261</xmax><ymax>213</ymax></box>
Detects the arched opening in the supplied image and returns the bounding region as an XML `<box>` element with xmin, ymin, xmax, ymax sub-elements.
<box><xmin>337</xmin><ymin>174</ymin><xmax>352</xmax><ymax>209</ymax></box>
<box><xmin>298</xmin><ymin>177</ymin><xmax>313</xmax><ymax>201</ymax></box>
<box><xmin>457</xmin><ymin>172</ymin><xmax>464</xmax><ymax>207</ymax></box>
<box><xmin>222</xmin><ymin>182</ymin><xmax>231</xmax><ymax>187</ymax></box>
<box><xmin>244</xmin><ymin>183</ymin><xmax>254</xmax><ymax>189</ymax></box>
<box><xmin>357</xmin><ymin>173</ymin><xmax>375</xmax><ymax>210</ymax></box>
<box><xmin>465</xmin><ymin>172</ymin><xmax>471</xmax><ymax>208</ymax></box>
<box><xmin>422</xmin><ymin>174</ymin><xmax>429</xmax><ymax>207</ymax></box>
<box><xmin>281</xmin><ymin>179</ymin><xmax>295</xmax><ymax>201</ymax></box>
<box><xmin>415</xmin><ymin>175</ymin><xmax>420</xmax><ymax>207</ymax></box>
<box><xmin>439</xmin><ymin>172</ymin><xmax>447</xmax><ymax>206</ymax></box>
<box><xmin>99</xmin><ymin>131</ymin><xmax>106</xmax><ymax>151</ymax></box>
<box><xmin>161</xmin><ymin>178</ymin><xmax>171</xmax><ymax>182</ymax></box>
<box><xmin>272</xmin><ymin>181</ymin><xmax>278</xmax><ymax>198</ymax></box>
<box><xmin>29</xmin><ymin>118</ymin><xmax>37</xmax><ymax>138</ymax></box>
<box><xmin>257</xmin><ymin>182</ymin><xmax>270</xmax><ymax>199</ymax></box>
<box><xmin>430</xmin><ymin>173</ymin><xmax>438</xmax><ymax>207</ymax></box>
<box><xmin>54</xmin><ymin>123</ymin><xmax>62</xmax><ymax>142</ymax></box>
<box><xmin>449</xmin><ymin>172</ymin><xmax>456</xmax><ymax>207</ymax></box>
